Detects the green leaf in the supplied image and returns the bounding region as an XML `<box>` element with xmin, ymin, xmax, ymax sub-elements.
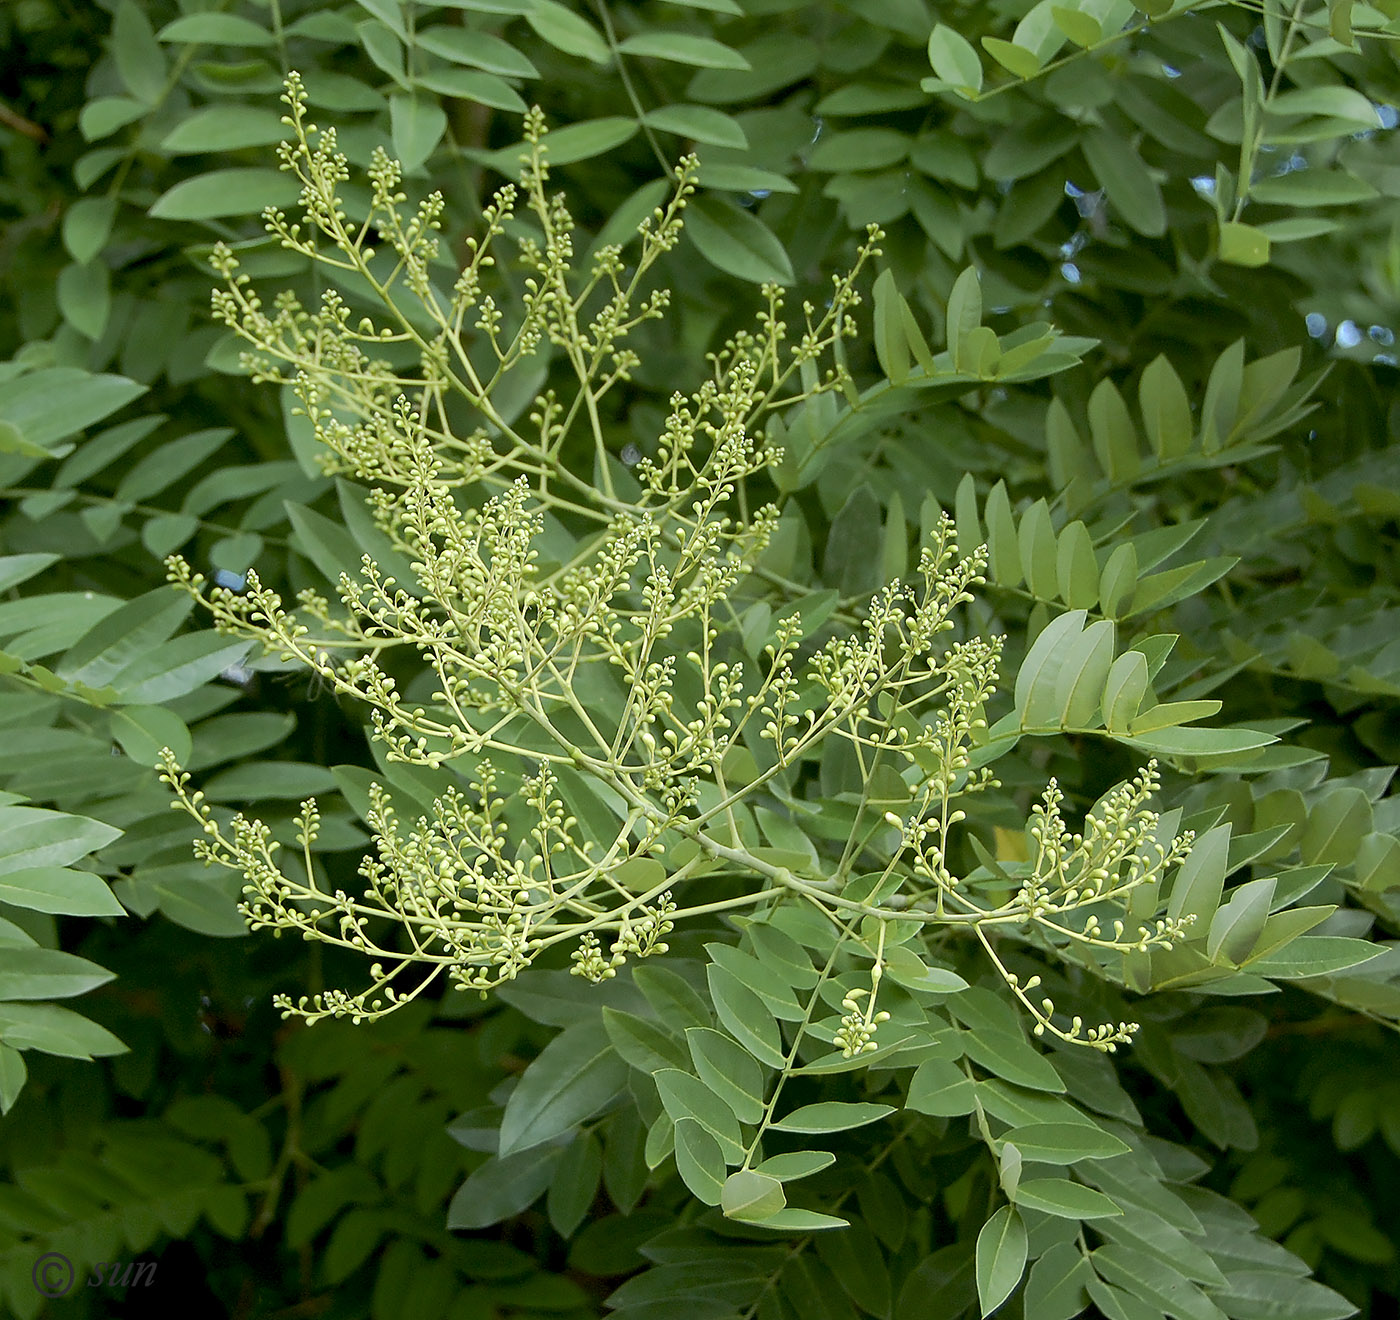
<box><xmin>1237</xmin><ymin>345</ymin><xmax>1300</xmax><ymax>433</ymax></box>
<box><xmin>79</xmin><ymin>96</ymin><xmax>146</xmax><ymax>141</ymax></box>
<box><xmin>1102</xmin><ymin>652</ymin><xmax>1149</xmax><ymax>734</ymax></box>
<box><xmin>1167</xmin><ymin>824</ymin><xmax>1231</xmax><ymax>932</ymax></box>
<box><xmin>414</xmin><ymin>66</ymin><xmax>526</xmax><ymax>110</ymax></box>
<box><xmin>547</xmin><ymin>1130</ymin><xmax>603</xmax><ymax>1238</ymax></box>
<box><xmin>1056</xmin><ymin>520</ymin><xmax>1099</xmax><ymax>610</ymax></box>
<box><xmin>484</xmin><ymin>118</ymin><xmax>638</xmax><ymax>171</ymax></box>
<box><xmin>1138</xmin><ymin>354</ymin><xmax>1194</xmax><ymax>459</ymax></box>
<box><xmin>389</xmin><ymin>95</ymin><xmax>448</xmax><ymax>172</ymax></box>
<box><xmin>0</xmin><ymin>368</ymin><xmax>146</xmax><ymax>450</ymax></box>
<box><xmin>1355</xmin><ymin>832</ymin><xmax>1400</xmax><ymax>892</ymax></box>
<box><xmin>0</xmin><ymin>948</ymin><xmax>115</xmax><ymax>1000</ymax></box>
<box><xmin>1092</xmin><ymin>1243</ymin><xmax>1216</xmax><ymax>1320</ymax></box>
<box><xmin>706</xmin><ymin>963</ymin><xmax>786</xmax><ymax>1067</ymax></box>
<box><xmin>603</xmin><ymin>1008</ymin><xmax>690</xmax><ymax>1074</ymax></box>
<box><xmin>447</xmin><ymin>1143</ymin><xmax>565</xmax><ymax>1228</ymax></box>
<box><xmin>883</xmin><ymin>945</ymin><xmax>968</xmax><ymax>995</ymax></box>
<box><xmin>809</xmin><ymin>128</ymin><xmax>910</xmax><ymax>173</ymax></box>
<box><xmin>634</xmin><ymin>964</ymin><xmax>711</xmax><ymax>1029</ymax></box>
<box><xmin>981</xmin><ymin>481</ymin><xmax>1019</xmax><ymax>590</ymax></box>
<box><xmin>111</xmin><ymin>0</ymin><xmax>166</xmax><ymax>104</ymax></box>
<box><xmin>684</xmin><ymin>196</ymin><xmax>795</xmax><ymax>285</ymax></box>
<box><xmin>160</xmin><ymin>106</ymin><xmax>288</xmax><ymax>154</ymax></box>
<box><xmin>1127</xmin><ymin>557</ymin><xmax>1237</xmax><ymax>618</ymax></box>
<box><xmin>107</xmin><ymin>632</ymin><xmax>252</xmax><ymax>705</ymax></box>
<box><xmin>771</xmin><ymin>1102</ymin><xmax>894</xmax><ymax>1134</ymax></box>
<box><xmin>354</xmin><ymin>0</ymin><xmax>409</xmax><ymax>38</ymax></box>
<box><xmin>1206</xmin><ymin>877</ymin><xmax>1276</xmax><ymax>964</ymax></box>
<box><xmin>705</xmin><ymin>942</ymin><xmax>804</xmax><ymax>1020</ymax></box>
<box><xmin>157</xmin><ymin>13</ymin><xmax>276</xmax><ymax>44</ymax></box>
<box><xmin>1082</xmin><ymin>128</ymin><xmax>1166</xmax><ymax>236</ymax></box>
<box><xmin>1000</xmin><ymin>1122</ymin><xmax>1131</xmax><ymax>1163</ymax></box>
<box><xmin>686</xmin><ymin>1027</ymin><xmax>766</xmax><ymax>1124</ymax></box>
<box><xmin>0</xmin><ymin>1002</ymin><xmax>126</xmax><ymax>1059</ymax></box>
<box><xmin>1246</xmin><ymin>936</ymin><xmax>1383</xmax><ymax>979</ymax></box>
<box><xmin>298</xmin><ymin>70</ymin><xmax>388</xmax><ymax>112</ymax></box>
<box><xmin>357</xmin><ymin>17</ymin><xmax>407</xmax><ymax>85</ymax></box>
<box><xmin>1086</xmin><ymin>1276</ymin><xmax>1159</xmax><ymax>1320</ymax></box>
<box><xmin>0</xmin><ymin>867</ymin><xmax>124</xmax><ymax>918</ymax></box>
<box><xmin>963</xmin><ymin>1030</ymin><xmax>1067</xmax><ymax>1092</ymax></box>
<box><xmin>1126</xmin><ymin>700</ymin><xmax>1222</xmax><ymax>735</ymax></box>
<box><xmin>143</xmin><ymin>514</ymin><xmax>200</xmax><ymax>558</ymax></box>
<box><xmin>743</xmin><ymin>1207</ymin><xmax>849</xmax><ymax>1231</ymax></box>
<box><xmin>0</xmin><ymin>1043</ymin><xmax>26</xmax><ymax>1113</ymax></box>
<box><xmin>136</xmin><ymin>867</ymin><xmax>246</xmax><ymax>938</ymax></box>
<box><xmin>1088</xmin><ymin>379</ymin><xmax>1140</xmax><ymax>482</ymax></box>
<box><xmin>1200</xmin><ymin>339</ymin><xmax>1245</xmax><ymax>453</ymax></box>
<box><xmin>210</xmin><ymin>533</ymin><xmax>263</xmax><ymax>577</ymax></box>
<box><xmin>874</xmin><ymin>269</ymin><xmax>912</xmax><ymax>385</ymax></box>
<box><xmin>660</xmin><ymin>0</ymin><xmax>743</xmax><ymax>12</ymax></box>
<box><xmin>746</xmin><ymin>919</ymin><xmax>820</xmax><ymax>988</ymax></box>
<box><xmin>672</xmin><ymin>1117</ymin><xmax>727</xmax><ymax>1205</ymax></box>
<box><xmin>416</xmin><ymin>26</ymin><xmax>538</xmax><ymax>77</ymax></box>
<box><xmin>927</xmin><ymin>24</ymin><xmax>983</xmax><ymax>94</ymax></box>
<box><xmin>946</xmin><ymin>267</ymin><xmax>984</xmax><ymax>373</ymax></box>
<box><xmin>643</xmin><ymin>105</ymin><xmax>747</xmax><ymax>149</ymax></box>
<box><xmin>1023</xmin><ymin>1241</ymin><xmax>1093</xmax><ymax>1320</ymax></box>
<box><xmin>1300</xmin><ymin>787</ymin><xmax>1372</xmax><ymax>867</ymax></box>
<box><xmin>498</xmin><ymin>1022</ymin><xmax>628</xmax><ymax>1156</ymax></box>
<box><xmin>1330</xmin><ymin>0</ymin><xmax>1356</xmax><ymax>45</ymax></box>
<box><xmin>1117</xmin><ymin>725</ymin><xmax>1276</xmax><ymax>758</ymax></box>
<box><xmin>983</xmin><ymin>36</ymin><xmax>1042</xmax><ymax>78</ymax></box>
<box><xmin>999</xmin><ymin>1140</ymin><xmax>1023</xmax><ymax>1200</ymax></box>
<box><xmin>322</xmin><ymin>1209</ymin><xmax>384</xmax><ymax>1285</ymax></box>
<box><xmin>1053</xmin><ymin>6</ymin><xmax>1102</xmax><ymax>46</ymax></box>
<box><xmin>1272</xmin><ymin>70</ymin><xmax>1369</xmax><ymax>107</ymax></box>
<box><xmin>111</xmin><ymin>704</ymin><xmax>193</xmax><ymax>768</ymax></box>
<box><xmin>694</xmin><ymin>161</ymin><xmax>798</xmax><ymax>194</ymax></box>
<box><xmin>976</xmin><ymin>1205</ymin><xmax>1027</xmax><ymax>1316</ymax></box>
<box><xmin>525</xmin><ymin>0</ymin><xmax>611</xmax><ymax>65</ymax></box>
<box><xmin>1213</xmin><ymin>1270</ymin><xmax>1357</xmax><ymax>1320</ymax></box>
<box><xmin>618</xmin><ymin>33</ymin><xmax>749</xmax><ymax>69</ymax></box>
<box><xmin>1013</xmin><ymin>1178</ymin><xmax>1122</xmax><ymax>1219</ymax></box>
<box><xmin>1249</xmin><ymin>170</ymin><xmax>1376</xmax><ymax>208</ymax></box>
<box><xmin>0</xmin><ymin>554</ymin><xmax>59</xmax><ymax>594</ymax></box>
<box><xmin>57</xmin><ymin>586</ymin><xmax>192</xmax><ymax>687</ymax></box>
<box><xmin>1019</xmin><ymin>499</ymin><xmax>1060</xmax><ymax>600</ymax></box>
<box><xmin>118</xmin><ymin>427</ymin><xmax>230</xmax><ymax>504</ymax></box>
<box><xmin>1219</xmin><ymin>221</ymin><xmax>1271</xmax><ymax>267</ymax></box>
<box><xmin>955</xmin><ymin>471</ymin><xmax>982</xmax><ymax>550</ymax></box>
<box><xmin>721</xmin><ymin>1169</ymin><xmax>785</xmax><ymax>1220</ymax></box>
<box><xmin>1049</xmin><ymin>618</ymin><xmax>1117</xmax><ymax>728</ymax></box>
<box><xmin>287</xmin><ymin>497</ymin><xmax>382</xmax><ymax>591</ymax></box>
<box><xmin>1016</xmin><ymin>608</ymin><xmax>1087</xmax><ymax>719</ymax></box>
<box><xmin>816</xmin><ymin>1220</ymin><xmax>893</xmax><ymax>1316</ymax></box>
<box><xmin>824</xmin><ymin>485</ymin><xmax>884</xmax><ymax>597</ymax></box>
<box><xmin>754</xmin><ymin>1150</ymin><xmax>836</xmax><ymax>1183</ymax></box>
<box><xmin>0</xmin><ymin>806</ymin><xmax>121</xmax><ymax>876</ymax></box>
<box><xmin>149</xmin><ymin>169</ymin><xmax>300</xmax><ymax>221</ymax></box>
<box><xmin>907</xmin><ymin>1057</ymin><xmax>977</xmax><ymax>1115</ymax></box>
<box><xmin>654</xmin><ymin>1069</ymin><xmax>745</xmax><ymax>1163</ymax></box>
<box><xmin>61</xmin><ymin>197</ymin><xmax>118</xmax><ymax>265</ymax></box>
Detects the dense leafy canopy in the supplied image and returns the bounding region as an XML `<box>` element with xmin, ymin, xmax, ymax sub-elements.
<box><xmin>1</xmin><ymin>0</ymin><xmax>1399</xmax><ymax>1318</ymax></box>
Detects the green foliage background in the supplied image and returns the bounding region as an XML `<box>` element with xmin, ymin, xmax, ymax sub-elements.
<box><xmin>1</xmin><ymin>0</ymin><xmax>1399</xmax><ymax>1317</ymax></box>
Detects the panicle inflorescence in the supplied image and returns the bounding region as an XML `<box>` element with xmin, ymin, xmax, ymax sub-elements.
<box><xmin>163</xmin><ymin>77</ymin><xmax>1198</xmax><ymax>1055</ymax></box>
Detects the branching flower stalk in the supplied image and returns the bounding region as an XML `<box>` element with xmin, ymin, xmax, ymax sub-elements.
<box><xmin>160</xmin><ymin>75</ymin><xmax>1197</xmax><ymax>1048</ymax></box>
